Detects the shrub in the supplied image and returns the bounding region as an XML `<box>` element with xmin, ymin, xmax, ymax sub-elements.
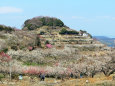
<box><xmin>0</xmin><ymin>25</ymin><xmax>14</xmax><ymax>32</ymax></box>
<box><xmin>0</xmin><ymin>48</ymin><xmax>8</xmax><ymax>53</ymax></box>
<box><xmin>40</xmin><ymin>31</ymin><xmax>45</xmax><ymax>35</ymax></box>
<box><xmin>36</xmin><ymin>35</ymin><xmax>41</xmax><ymax>47</ymax></box>
<box><xmin>45</xmin><ymin>40</ymin><xmax>50</xmax><ymax>44</ymax></box>
<box><xmin>59</xmin><ymin>28</ymin><xmax>79</xmax><ymax>35</ymax></box>
<box><xmin>11</xmin><ymin>73</ymin><xmax>19</xmax><ymax>79</ymax></box>
<box><xmin>19</xmin><ymin>45</ymin><xmax>25</xmax><ymax>50</ymax></box>
<box><xmin>11</xmin><ymin>45</ymin><xmax>18</xmax><ymax>51</ymax></box>
<box><xmin>59</xmin><ymin>28</ymin><xmax>67</xmax><ymax>34</ymax></box>
<box><xmin>26</xmin><ymin>24</ymin><xmax>38</xmax><ymax>30</ymax></box>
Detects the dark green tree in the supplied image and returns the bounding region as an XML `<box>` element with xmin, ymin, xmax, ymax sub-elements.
<box><xmin>45</xmin><ymin>40</ymin><xmax>50</xmax><ymax>44</ymax></box>
<box><xmin>59</xmin><ymin>28</ymin><xmax>67</xmax><ymax>34</ymax></box>
<box><xmin>36</xmin><ymin>37</ymin><xmax>41</xmax><ymax>47</ymax></box>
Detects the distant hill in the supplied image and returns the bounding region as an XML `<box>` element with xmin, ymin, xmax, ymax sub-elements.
<box><xmin>93</xmin><ymin>36</ymin><xmax>115</xmax><ymax>47</ymax></box>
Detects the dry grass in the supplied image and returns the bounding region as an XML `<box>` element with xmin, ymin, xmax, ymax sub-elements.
<box><xmin>0</xmin><ymin>73</ymin><xmax>114</xmax><ymax>86</ymax></box>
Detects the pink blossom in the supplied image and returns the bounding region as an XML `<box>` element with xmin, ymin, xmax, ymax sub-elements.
<box><xmin>28</xmin><ymin>46</ymin><xmax>33</xmax><ymax>51</ymax></box>
<box><xmin>39</xmin><ymin>69</ymin><xmax>47</xmax><ymax>74</ymax></box>
<box><xmin>23</xmin><ymin>67</ymin><xmax>47</xmax><ymax>75</ymax></box>
<box><xmin>24</xmin><ymin>67</ymin><xmax>38</xmax><ymax>75</ymax></box>
<box><xmin>55</xmin><ymin>62</ymin><xmax>59</xmax><ymax>66</ymax></box>
<box><xmin>0</xmin><ymin>52</ymin><xmax>11</xmax><ymax>62</ymax></box>
<box><xmin>46</xmin><ymin>44</ymin><xmax>52</xmax><ymax>48</ymax></box>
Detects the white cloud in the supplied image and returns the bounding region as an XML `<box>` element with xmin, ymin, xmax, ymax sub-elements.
<box><xmin>0</xmin><ymin>6</ymin><xmax>23</xmax><ymax>14</ymax></box>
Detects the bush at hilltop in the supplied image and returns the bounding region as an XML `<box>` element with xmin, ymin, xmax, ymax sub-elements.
<box><xmin>0</xmin><ymin>25</ymin><xmax>14</xmax><ymax>32</ymax></box>
<box><xmin>23</xmin><ymin>16</ymin><xmax>64</xmax><ymax>30</ymax></box>
<box><xmin>59</xmin><ymin>28</ymin><xmax>79</xmax><ymax>35</ymax></box>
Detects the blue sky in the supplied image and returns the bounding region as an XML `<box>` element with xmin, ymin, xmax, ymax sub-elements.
<box><xmin>0</xmin><ymin>0</ymin><xmax>115</xmax><ymax>37</ymax></box>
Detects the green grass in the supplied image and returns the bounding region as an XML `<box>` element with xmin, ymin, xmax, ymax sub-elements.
<box><xmin>23</xmin><ymin>62</ymin><xmax>48</xmax><ymax>66</ymax></box>
<box><xmin>0</xmin><ymin>73</ymin><xmax>5</xmax><ymax>81</ymax></box>
<box><xmin>0</xmin><ymin>34</ymin><xmax>7</xmax><ymax>39</ymax></box>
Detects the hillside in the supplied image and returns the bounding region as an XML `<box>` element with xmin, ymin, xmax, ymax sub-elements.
<box><xmin>0</xmin><ymin>16</ymin><xmax>115</xmax><ymax>86</ymax></box>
